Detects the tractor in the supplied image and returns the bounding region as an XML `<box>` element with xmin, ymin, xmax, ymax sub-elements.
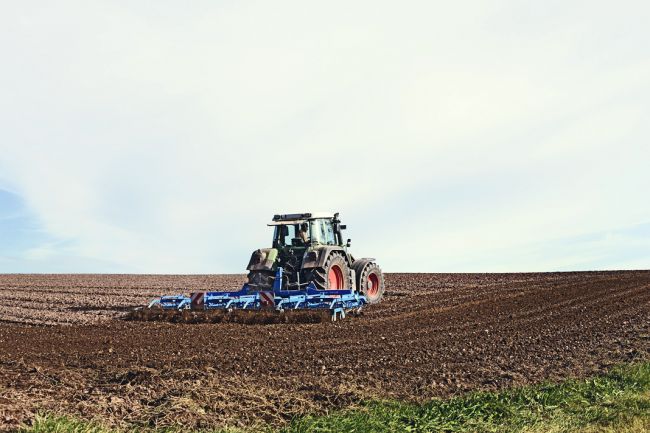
<box><xmin>135</xmin><ymin>212</ymin><xmax>384</xmax><ymax>323</ymax></box>
<box><xmin>246</xmin><ymin>212</ymin><xmax>385</xmax><ymax>304</ymax></box>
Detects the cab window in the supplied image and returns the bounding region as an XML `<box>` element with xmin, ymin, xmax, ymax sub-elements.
<box><xmin>310</xmin><ymin>220</ymin><xmax>336</xmax><ymax>245</ymax></box>
<box><xmin>324</xmin><ymin>222</ymin><xmax>336</xmax><ymax>245</ymax></box>
<box><xmin>274</xmin><ymin>224</ymin><xmax>298</xmax><ymax>246</ymax></box>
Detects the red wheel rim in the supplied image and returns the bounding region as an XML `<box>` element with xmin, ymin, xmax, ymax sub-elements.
<box><xmin>328</xmin><ymin>265</ymin><xmax>344</xmax><ymax>290</ymax></box>
<box><xmin>367</xmin><ymin>273</ymin><xmax>380</xmax><ymax>297</ymax></box>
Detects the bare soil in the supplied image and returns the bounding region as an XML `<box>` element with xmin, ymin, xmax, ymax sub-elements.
<box><xmin>1</xmin><ymin>271</ymin><xmax>649</xmax><ymax>431</ymax></box>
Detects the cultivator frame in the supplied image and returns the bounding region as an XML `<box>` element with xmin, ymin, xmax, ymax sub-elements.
<box><xmin>146</xmin><ymin>268</ymin><xmax>367</xmax><ymax>321</ymax></box>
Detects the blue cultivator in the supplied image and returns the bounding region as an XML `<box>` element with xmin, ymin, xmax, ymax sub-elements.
<box><xmin>145</xmin><ymin>268</ymin><xmax>367</xmax><ymax>321</ymax></box>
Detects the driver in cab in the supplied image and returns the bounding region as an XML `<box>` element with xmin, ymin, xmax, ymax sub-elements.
<box><xmin>298</xmin><ymin>222</ymin><xmax>310</xmax><ymax>245</ymax></box>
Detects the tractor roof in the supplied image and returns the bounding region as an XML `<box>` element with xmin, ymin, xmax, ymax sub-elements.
<box><xmin>269</xmin><ymin>212</ymin><xmax>335</xmax><ymax>225</ymax></box>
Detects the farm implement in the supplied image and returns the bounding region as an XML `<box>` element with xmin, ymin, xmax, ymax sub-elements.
<box><xmin>130</xmin><ymin>267</ymin><xmax>367</xmax><ymax>323</ymax></box>
<box><xmin>129</xmin><ymin>212</ymin><xmax>385</xmax><ymax>324</ymax></box>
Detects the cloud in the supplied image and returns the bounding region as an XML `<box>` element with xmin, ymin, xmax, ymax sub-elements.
<box><xmin>0</xmin><ymin>1</ymin><xmax>649</xmax><ymax>272</ymax></box>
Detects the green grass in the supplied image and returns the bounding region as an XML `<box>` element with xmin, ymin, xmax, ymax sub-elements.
<box><xmin>286</xmin><ymin>362</ymin><xmax>650</xmax><ymax>433</ymax></box>
<box><xmin>21</xmin><ymin>417</ymin><xmax>243</xmax><ymax>433</ymax></box>
<box><xmin>20</xmin><ymin>362</ymin><xmax>650</xmax><ymax>433</ymax></box>
<box><xmin>21</xmin><ymin>416</ymin><xmax>113</xmax><ymax>433</ymax></box>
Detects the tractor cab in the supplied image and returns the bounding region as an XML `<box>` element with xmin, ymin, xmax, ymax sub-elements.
<box><xmin>269</xmin><ymin>213</ymin><xmax>343</xmax><ymax>249</ymax></box>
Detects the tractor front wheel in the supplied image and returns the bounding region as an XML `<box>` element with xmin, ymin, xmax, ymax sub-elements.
<box><xmin>356</xmin><ymin>262</ymin><xmax>385</xmax><ymax>304</ymax></box>
<box><xmin>247</xmin><ymin>270</ymin><xmax>274</xmax><ymax>291</ymax></box>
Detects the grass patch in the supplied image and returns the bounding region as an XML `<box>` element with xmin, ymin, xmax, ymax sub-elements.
<box><xmin>22</xmin><ymin>415</ymin><xmax>246</xmax><ymax>433</ymax></box>
<box><xmin>19</xmin><ymin>362</ymin><xmax>650</xmax><ymax>433</ymax></box>
<box><xmin>286</xmin><ymin>362</ymin><xmax>650</xmax><ymax>433</ymax></box>
<box><xmin>21</xmin><ymin>415</ymin><xmax>114</xmax><ymax>433</ymax></box>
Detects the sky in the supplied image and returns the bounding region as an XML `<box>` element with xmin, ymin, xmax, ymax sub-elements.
<box><xmin>1</xmin><ymin>1</ymin><xmax>649</xmax><ymax>273</ymax></box>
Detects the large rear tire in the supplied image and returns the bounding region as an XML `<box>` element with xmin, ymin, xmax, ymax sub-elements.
<box><xmin>355</xmin><ymin>262</ymin><xmax>384</xmax><ymax>304</ymax></box>
<box><xmin>306</xmin><ymin>252</ymin><xmax>352</xmax><ymax>291</ymax></box>
<box><xmin>247</xmin><ymin>270</ymin><xmax>274</xmax><ymax>291</ymax></box>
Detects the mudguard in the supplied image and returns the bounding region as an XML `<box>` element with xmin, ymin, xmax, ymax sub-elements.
<box><xmin>246</xmin><ymin>248</ymin><xmax>278</xmax><ymax>271</ymax></box>
<box><xmin>351</xmin><ymin>258</ymin><xmax>375</xmax><ymax>277</ymax></box>
<box><xmin>301</xmin><ymin>246</ymin><xmax>348</xmax><ymax>269</ymax></box>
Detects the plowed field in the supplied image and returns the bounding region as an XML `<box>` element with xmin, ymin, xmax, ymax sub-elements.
<box><xmin>1</xmin><ymin>271</ymin><xmax>649</xmax><ymax>431</ymax></box>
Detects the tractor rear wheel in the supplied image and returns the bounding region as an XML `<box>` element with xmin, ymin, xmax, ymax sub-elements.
<box><xmin>247</xmin><ymin>270</ymin><xmax>274</xmax><ymax>291</ymax></box>
<box><xmin>307</xmin><ymin>252</ymin><xmax>352</xmax><ymax>291</ymax></box>
<box><xmin>356</xmin><ymin>262</ymin><xmax>385</xmax><ymax>304</ymax></box>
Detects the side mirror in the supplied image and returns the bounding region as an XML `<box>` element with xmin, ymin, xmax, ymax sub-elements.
<box><xmin>346</xmin><ymin>238</ymin><xmax>351</xmax><ymax>248</ymax></box>
<box><xmin>340</xmin><ymin>225</ymin><xmax>346</xmax><ymax>230</ymax></box>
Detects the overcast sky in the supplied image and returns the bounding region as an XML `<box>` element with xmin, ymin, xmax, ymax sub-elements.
<box><xmin>1</xmin><ymin>1</ymin><xmax>649</xmax><ymax>273</ymax></box>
